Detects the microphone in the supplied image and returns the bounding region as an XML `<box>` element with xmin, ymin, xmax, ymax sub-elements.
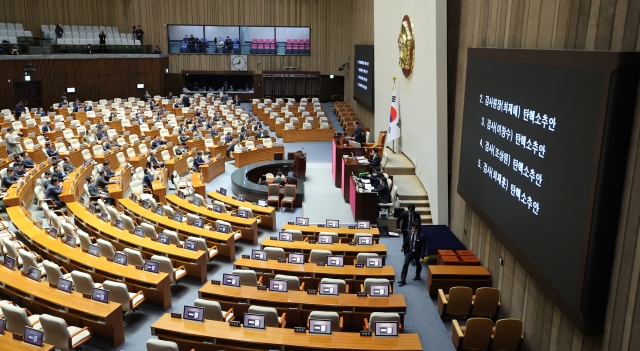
<box><xmin>351</xmin><ymin>152</ymin><xmax>355</xmax><ymax>159</ymax></box>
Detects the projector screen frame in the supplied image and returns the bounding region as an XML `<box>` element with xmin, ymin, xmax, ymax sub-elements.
<box><xmin>457</xmin><ymin>48</ymin><xmax>640</xmax><ymax>335</ymax></box>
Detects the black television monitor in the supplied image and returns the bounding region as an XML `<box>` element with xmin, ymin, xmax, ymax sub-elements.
<box><xmin>158</xmin><ymin>234</ymin><xmax>170</xmax><ymax>245</ymax></box>
<box><xmin>257</xmin><ymin>199</ymin><xmax>267</xmax><ymax>207</ymax></box>
<box><xmin>237</xmin><ymin>209</ymin><xmax>249</xmax><ymax>219</ymax></box>
<box><xmin>155</xmin><ymin>207</ymin><xmax>164</xmax><ymax>216</ymax></box>
<box><xmin>353</xmin><ymin>45</ymin><xmax>374</xmax><ymax>110</ymax></box>
<box><xmin>243</xmin><ymin>313</ymin><xmax>265</xmax><ymax>329</ymax></box>
<box><xmin>114</xmin><ymin>252</ymin><xmax>128</xmax><ymax>266</ymax></box>
<box><xmin>212</xmin><ymin>204</ymin><xmax>222</xmax><ymax>213</ymax></box>
<box><xmin>144</xmin><ymin>260</ymin><xmax>160</xmax><ymax>273</ymax></box>
<box><xmin>23</xmin><ymin>327</ymin><xmax>44</xmax><ymax>347</ymax></box>
<box><xmin>269</xmin><ymin>279</ymin><xmax>288</xmax><ymax>292</ymax></box>
<box><xmin>184</xmin><ymin>239</ymin><xmax>198</xmax><ymax>251</ymax></box>
<box><xmin>288</xmin><ymin>253</ymin><xmax>304</xmax><ymax>264</ymax></box>
<box><xmin>88</xmin><ymin>244</ymin><xmax>101</xmax><ymax>257</ymax></box>
<box><xmin>309</xmin><ymin>319</ymin><xmax>332</xmax><ymax>335</ymax></box>
<box><xmin>356</xmin><ymin>220</ymin><xmax>370</xmax><ymax>229</ymax></box>
<box><xmin>366</xmin><ymin>257</ymin><xmax>383</xmax><ymax>268</ymax></box>
<box><xmin>318</xmin><ymin>234</ymin><xmax>333</xmax><ymax>244</ymax></box>
<box><xmin>115</xmin><ymin>219</ymin><xmax>124</xmax><ymax>230</ymax></box>
<box><xmin>357</xmin><ymin>235</ymin><xmax>373</xmax><ymax>245</ymax></box>
<box><xmin>238</xmin><ymin>194</ymin><xmax>245</xmax><ymax>202</ymax></box>
<box><xmin>222</xmin><ymin>273</ymin><xmax>240</xmax><ymax>287</ymax></box>
<box><xmin>183</xmin><ymin>305</ymin><xmax>205</xmax><ymax>322</ymax></box>
<box><xmin>219</xmin><ymin>187</ymin><xmax>227</xmax><ymax>195</ymax></box>
<box><xmin>326</xmin><ymin>219</ymin><xmax>339</xmax><ymax>228</ymax></box>
<box><xmin>327</xmin><ymin>255</ymin><xmax>344</xmax><ymax>267</ymax></box>
<box><xmin>99</xmin><ymin>212</ymin><xmax>109</xmax><ymax>222</ymax></box>
<box><xmin>318</xmin><ymin>283</ymin><xmax>339</xmax><ymax>296</ymax></box>
<box><xmin>134</xmin><ymin>226</ymin><xmax>145</xmax><ymax>238</ymax></box>
<box><xmin>295</xmin><ymin>217</ymin><xmax>309</xmax><ymax>226</ymax></box>
<box><xmin>173</xmin><ymin>212</ymin><xmax>183</xmax><ymax>222</ymax></box>
<box><xmin>251</xmin><ymin>249</ymin><xmax>267</xmax><ymax>261</ymax></box>
<box><xmin>374</xmin><ymin>321</ymin><xmax>399</xmax><ymax>337</ymax></box>
<box><xmin>370</xmin><ymin>284</ymin><xmax>389</xmax><ymax>297</ymax></box>
<box><xmin>177</xmin><ymin>190</ymin><xmax>185</xmax><ymax>199</ymax></box>
<box><xmin>47</xmin><ymin>227</ymin><xmax>58</xmax><ymax>239</ymax></box>
<box><xmin>192</xmin><ymin>197</ymin><xmax>201</xmax><ymax>206</ymax></box>
<box><xmin>27</xmin><ymin>266</ymin><xmax>41</xmax><ymax>282</ymax></box>
<box><xmin>0</xmin><ymin>318</ymin><xmax>4</xmax><ymax>335</ymax></box>
<box><xmin>65</xmin><ymin>236</ymin><xmax>76</xmax><ymax>247</ymax></box>
<box><xmin>216</xmin><ymin>224</ymin><xmax>228</xmax><ymax>233</ymax></box>
<box><xmin>3</xmin><ymin>256</ymin><xmax>15</xmax><ymax>270</ymax></box>
<box><xmin>92</xmin><ymin>287</ymin><xmax>110</xmax><ymax>303</ymax></box>
<box><xmin>193</xmin><ymin>218</ymin><xmax>204</xmax><ymax>228</ymax></box>
<box><xmin>278</xmin><ymin>232</ymin><xmax>293</xmax><ymax>242</ymax></box>
<box><xmin>57</xmin><ymin>277</ymin><xmax>73</xmax><ymax>293</ymax></box>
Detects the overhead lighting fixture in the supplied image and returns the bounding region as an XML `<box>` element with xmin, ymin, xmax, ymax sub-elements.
<box><xmin>165</xmin><ymin>68</ymin><xmax>169</xmax><ymax>74</ymax></box>
<box><xmin>24</xmin><ymin>75</ymin><xmax>31</xmax><ymax>81</ymax></box>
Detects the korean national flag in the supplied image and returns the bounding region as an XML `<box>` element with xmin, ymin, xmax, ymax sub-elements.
<box><xmin>388</xmin><ymin>88</ymin><xmax>401</xmax><ymax>142</ymax></box>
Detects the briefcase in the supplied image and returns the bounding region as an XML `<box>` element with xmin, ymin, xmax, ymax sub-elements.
<box><xmin>378</xmin><ymin>225</ymin><xmax>389</xmax><ymax>237</ymax></box>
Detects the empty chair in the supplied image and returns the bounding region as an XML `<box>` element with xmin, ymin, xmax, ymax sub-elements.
<box><xmin>354</xmin><ymin>233</ymin><xmax>374</xmax><ymax>244</ymax></box>
<box><xmin>283</xmin><ymin>229</ymin><xmax>303</xmax><ymax>241</ymax></box>
<box><xmin>120</xmin><ymin>214</ymin><xmax>136</xmax><ymax>232</ymax></box>
<box><xmin>490</xmin><ymin>318</ymin><xmax>523</xmax><ymax>351</ymax></box>
<box><xmin>309</xmin><ymin>249</ymin><xmax>331</xmax><ymax>263</ymax></box>
<box><xmin>302</xmin><ymin>122</ymin><xmax>312</xmax><ymax>129</ymax></box>
<box><xmin>215</xmin><ymin>220</ymin><xmax>232</xmax><ymax>235</ymax></box>
<box><xmin>117</xmin><ymin>151</ymin><xmax>127</xmax><ymax>166</ymax></box>
<box><xmin>320</xmin><ymin>278</ymin><xmax>349</xmax><ymax>293</ymax></box>
<box><xmin>3</xmin><ymin>303</ymin><xmax>42</xmax><ymax>334</ymax></box>
<box><xmin>231</xmin><ymin>269</ymin><xmax>262</xmax><ymax>286</ymax></box>
<box><xmin>364</xmin><ymin>312</ymin><xmax>401</xmax><ymax>333</ymax></box>
<box><xmin>273</xmin><ymin>274</ymin><xmax>304</xmax><ymax>290</ymax></box>
<box><xmin>162</xmin><ymin>229</ymin><xmax>184</xmax><ymax>246</ymax></box>
<box><xmin>267</xmin><ymin>184</ymin><xmax>280</xmax><ymax>209</ymax></box>
<box><xmin>362</xmin><ymin>278</ymin><xmax>391</xmax><ymax>294</ymax></box>
<box><xmin>130</xmin><ymin>179</ymin><xmax>154</xmax><ymax>200</ymax></box>
<box><xmin>140</xmin><ymin>222</ymin><xmax>158</xmax><ymax>239</ymax></box>
<box><xmin>102</xmin><ymin>280</ymin><xmax>145</xmax><ymax>313</ymax></box>
<box><xmin>247</xmin><ymin>306</ymin><xmax>286</xmax><ymax>328</ymax></box>
<box><xmin>471</xmin><ymin>287</ymin><xmax>501</xmax><ymax>320</ymax></box>
<box><xmin>308</xmin><ymin>311</ymin><xmax>342</xmax><ymax>332</ymax></box>
<box><xmin>280</xmin><ymin>184</ymin><xmax>296</xmax><ymax>212</ymax></box>
<box><xmin>264</xmin><ymin>247</ymin><xmax>285</xmax><ymax>260</ymax></box>
<box><xmin>356</xmin><ymin>252</ymin><xmax>379</xmax><ymax>264</ymax></box>
<box><xmin>18</xmin><ymin>249</ymin><xmax>46</xmax><ymax>276</ymax></box>
<box><xmin>193</xmin><ymin>299</ymin><xmax>234</xmax><ymax>322</ymax></box>
<box><xmin>452</xmin><ymin>317</ymin><xmax>494</xmax><ymax>351</ymax></box>
<box><xmin>124</xmin><ymin>248</ymin><xmax>145</xmax><ymax>267</ymax></box>
<box><xmin>146</xmin><ymin>339</ymin><xmax>179</xmax><ymax>351</ymax></box>
<box><xmin>438</xmin><ymin>286</ymin><xmax>473</xmax><ymax>319</ymax></box>
<box><xmin>76</xmin><ymin>230</ymin><xmax>94</xmax><ymax>251</ymax></box>
<box><xmin>40</xmin><ymin>314</ymin><xmax>92</xmax><ymax>351</ymax></box>
<box><xmin>42</xmin><ymin>260</ymin><xmax>72</xmax><ymax>283</ymax></box>
<box><xmin>96</xmin><ymin>238</ymin><xmax>116</xmax><ymax>257</ymax></box>
<box><xmin>185</xmin><ymin>237</ymin><xmax>218</xmax><ymax>260</ymax></box>
<box><xmin>106</xmin><ymin>206</ymin><xmax>121</xmax><ymax>225</ymax></box>
<box><xmin>150</xmin><ymin>255</ymin><xmax>186</xmax><ymax>283</ymax></box>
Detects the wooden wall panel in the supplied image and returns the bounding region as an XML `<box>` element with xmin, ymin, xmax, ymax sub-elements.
<box><xmin>449</xmin><ymin>1</ymin><xmax>640</xmax><ymax>350</ymax></box>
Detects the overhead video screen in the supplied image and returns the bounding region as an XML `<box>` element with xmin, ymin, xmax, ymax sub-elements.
<box><xmin>353</xmin><ymin>45</ymin><xmax>374</xmax><ymax>110</ymax></box>
<box><xmin>458</xmin><ymin>48</ymin><xmax>640</xmax><ymax>333</ymax></box>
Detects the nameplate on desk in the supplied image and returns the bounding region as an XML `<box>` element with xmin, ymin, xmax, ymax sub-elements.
<box><xmin>82</xmin><ymin>293</ymin><xmax>92</xmax><ymax>299</ymax></box>
<box><xmin>294</xmin><ymin>327</ymin><xmax>306</xmax><ymax>333</ymax></box>
<box><xmin>277</xmin><ymin>258</ymin><xmax>286</xmax><ymax>263</ymax></box>
<box><xmin>349</xmin><ymin>242</ymin><xmax>357</xmax><ymax>246</ymax></box>
<box><xmin>288</xmin><ymin>222</ymin><xmax>294</xmax><ymax>225</ymax></box>
<box><xmin>309</xmin><ymin>240</ymin><xmax>317</xmax><ymax>244</ymax></box>
<box><xmin>242</xmin><ymin>255</ymin><xmax>250</xmax><ymax>259</ymax></box>
<box><xmin>81</xmin><ymin>248</ymin><xmax>88</xmax><ymax>253</ymax></box>
<box><xmin>355</xmin><ymin>263</ymin><xmax>364</xmax><ymax>268</ymax></box>
<box><xmin>307</xmin><ymin>289</ymin><xmax>317</xmax><ymax>295</ymax></box>
<box><xmin>48</xmin><ymin>282</ymin><xmax>57</xmax><ymax>289</ymax></box>
<box><xmin>349</xmin><ymin>225</ymin><xmax>356</xmax><ymax>229</ymax></box>
<box><xmin>270</xmin><ymin>237</ymin><xmax>278</xmax><ymax>240</ymax></box>
<box><xmin>135</xmin><ymin>265</ymin><xmax>143</xmax><ymax>270</ymax></box>
<box><xmin>360</xmin><ymin>331</ymin><xmax>373</xmax><ymax>336</ymax></box>
<box><xmin>20</xmin><ymin>271</ymin><xmax>28</xmax><ymax>277</ymax></box>
<box><xmin>170</xmin><ymin>313</ymin><xmax>182</xmax><ymax>319</ymax></box>
<box><xmin>317</xmin><ymin>224</ymin><xmax>325</xmax><ymax>227</ymax></box>
<box><xmin>257</xmin><ymin>285</ymin><xmax>267</xmax><ymax>290</ymax></box>
<box><xmin>357</xmin><ymin>292</ymin><xmax>368</xmax><ymax>297</ymax></box>
<box><xmin>229</xmin><ymin>321</ymin><xmax>241</xmax><ymax>327</ymax></box>
<box><xmin>316</xmin><ymin>262</ymin><xmax>325</xmax><ymax>266</ymax></box>
<box><xmin>12</xmin><ymin>333</ymin><xmax>22</xmax><ymax>341</ymax></box>
<box><xmin>177</xmin><ymin>244</ymin><xmax>183</xmax><ymax>248</ymax></box>
<box><xmin>211</xmin><ymin>280</ymin><xmax>221</xmax><ymax>285</ymax></box>
<box><xmin>105</xmin><ymin>256</ymin><xmax>114</xmax><ymax>262</ymax></box>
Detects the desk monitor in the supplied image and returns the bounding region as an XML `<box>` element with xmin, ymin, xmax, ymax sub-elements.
<box><xmin>238</xmin><ymin>194</ymin><xmax>245</xmax><ymax>202</ymax></box>
<box><xmin>237</xmin><ymin>209</ymin><xmax>249</xmax><ymax>219</ymax></box>
<box><xmin>99</xmin><ymin>212</ymin><xmax>109</xmax><ymax>222</ymax></box>
<box><xmin>3</xmin><ymin>255</ymin><xmax>16</xmax><ymax>271</ymax></box>
<box><xmin>366</xmin><ymin>257</ymin><xmax>383</xmax><ymax>268</ymax></box>
<box><xmin>27</xmin><ymin>266</ymin><xmax>41</xmax><ymax>282</ymax></box>
<box><xmin>130</xmin><ymin>194</ymin><xmax>138</xmax><ymax>202</ymax></box>
<box><xmin>318</xmin><ymin>283</ymin><xmax>339</xmax><ymax>296</ymax></box>
<box><xmin>155</xmin><ymin>206</ymin><xmax>164</xmax><ymax>216</ymax></box>
<box><xmin>92</xmin><ymin>287</ymin><xmax>110</xmax><ymax>303</ymax></box>
<box><xmin>88</xmin><ymin>244</ymin><xmax>100</xmax><ymax>257</ymax></box>
<box><xmin>144</xmin><ymin>260</ymin><xmax>160</xmax><ymax>273</ymax></box>
<box><xmin>0</xmin><ymin>318</ymin><xmax>4</xmax><ymax>335</ymax></box>
<box><xmin>326</xmin><ymin>219</ymin><xmax>339</xmax><ymax>228</ymax></box>
<box><xmin>177</xmin><ymin>190</ymin><xmax>185</xmax><ymax>199</ymax></box>
<box><xmin>134</xmin><ymin>226</ymin><xmax>145</xmax><ymax>238</ymax></box>
<box><xmin>65</xmin><ymin>236</ymin><xmax>76</xmax><ymax>248</ymax></box>
<box><xmin>183</xmin><ymin>305</ymin><xmax>205</xmax><ymax>322</ymax></box>
<box><xmin>57</xmin><ymin>277</ymin><xmax>73</xmax><ymax>294</ymax></box>
<box><xmin>288</xmin><ymin>253</ymin><xmax>304</xmax><ymax>264</ymax></box>
<box><xmin>212</xmin><ymin>204</ymin><xmax>222</xmax><ymax>213</ymax></box>
<box><xmin>47</xmin><ymin>227</ymin><xmax>58</xmax><ymax>239</ymax></box>
<box><xmin>309</xmin><ymin>319</ymin><xmax>332</xmax><ymax>335</ymax></box>
<box><xmin>219</xmin><ymin>187</ymin><xmax>227</xmax><ymax>196</ymax></box>
<box><xmin>172</xmin><ymin>212</ymin><xmax>183</xmax><ymax>222</ymax></box>
<box><xmin>114</xmin><ymin>252</ymin><xmax>128</xmax><ymax>266</ymax></box>
<box><xmin>318</xmin><ymin>234</ymin><xmax>333</xmax><ymax>244</ymax></box>
<box><xmin>243</xmin><ymin>313</ymin><xmax>266</xmax><ymax>329</ymax></box>
<box><xmin>251</xmin><ymin>249</ymin><xmax>267</xmax><ymax>261</ymax></box>
<box><xmin>158</xmin><ymin>234</ymin><xmax>170</xmax><ymax>245</ymax></box>
<box><xmin>140</xmin><ymin>200</ymin><xmax>150</xmax><ymax>209</ymax></box>
<box><xmin>327</xmin><ymin>255</ymin><xmax>344</xmax><ymax>267</ymax></box>
<box><xmin>356</xmin><ymin>220</ymin><xmax>370</xmax><ymax>229</ymax></box>
<box><xmin>269</xmin><ymin>279</ymin><xmax>288</xmax><ymax>292</ymax></box>
<box><xmin>222</xmin><ymin>273</ymin><xmax>240</xmax><ymax>287</ymax></box>
<box><xmin>278</xmin><ymin>232</ymin><xmax>293</xmax><ymax>242</ymax></box>
<box><xmin>184</xmin><ymin>239</ymin><xmax>198</xmax><ymax>251</ymax></box>
<box><xmin>115</xmin><ymin>219</ymin><xmax>124</xmax><ymax>230</ymax></box>
<box><xmin>374</xmin><ymin>321</ymin><xmax>399</xmax><ymax>337</ymax></box>
<box><xmin>193</xmin><ymin>218</ymin><xmax>204</xmax><ymax>228</ymax></box>
<box><xmin>358</xmin><ymin>236</ymin><xmax>373</xmax><ymax>245</ymax></box>
<box><xmin>257</xmin><ymin>199</ymin><xmax>267</xmax><ymax>207</ymax></box>
<box><xmin>370</xmin><ymin>284</ymin><xmax>390</xmax><ymax>297</ymax></box>
<box><xmin>88</xmin><ymin>204</ymin><xmax>95</xmax><ymax>214</ymax></box>
<box><xmin>192</xmin><ymin>197</ymin><xmax>201</xmax><ymax>206</ymax></box>
<box><xmin>23</xmin><ymin>327</ymin><xmax>44</xmax><ymax>347</ymax></box>
<box><xmin>295</xmin><ymin>217</ymin><xmax>309</xmax><ymax>226</ymax></box>
<box><xmin>216</xmin><ymin>224</ymin><xmax>228</xmax><ymax>233</ymax></box>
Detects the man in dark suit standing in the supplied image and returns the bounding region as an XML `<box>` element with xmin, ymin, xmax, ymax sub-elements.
<box><xmin>399</xmin><ymin>222</ymin><xmax>425</xmax><ymax>286</ymax></box>
<box><xmin>352</xmin><ymin>121</ymin><xmax>366</xmax><ymax>143</ymax></box>
<box><xmin>396</xmin><ymin>204</ymin><xmax>421</xmax><ymax>240</ymax></box>
<box><xmin>182</xmin><ymin>94</ymin><xmax>191</xmax><ymax>108</ymax></box>
<box><xmin>45</xmin><ymin>177</ymin><xmax>64</xmax><ymax>210</ymax></box>
<box><xmin>372</xmin><ymin>177</ymin><xmax>391</xmax><ymax>203</ymax></box>
<box><xmin>369</xmin><ymin>147</ymin><xmax>381</xmax><ymax>169</ymax></box>
<box><xmin>15</xmin><ymin>101</ymin><xmax>26</xmax><ymax>117</ymax></box>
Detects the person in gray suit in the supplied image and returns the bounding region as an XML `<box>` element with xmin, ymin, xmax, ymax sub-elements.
<box><xmin>4</xmin><ymin>127</ymin><xmax>22</xmax><ymax>156</ymax></box>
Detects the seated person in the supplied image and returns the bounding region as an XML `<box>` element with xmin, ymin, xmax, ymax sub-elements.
<box><xmin>36</xmin><ymin>107</ymin><xmax>47</xmax><ymax>117</ymax></box>
<box><xmin>1</xmin><ymin>167</ymin><xmax>19</xmax><ymax>189</ymax></box>
<box><xmin>95</xmin><ymin>169</ymin><xmax>115</xmax><ymax>191</ymax></box>
<box><xmin>142</xmin><ymin>168</ymin><xmax>156</xmax><ymax>189</ymax></box>
<box><xmin>239</xmin><ymin>130</ymin><xmax>249</xmax><ymax>142</ymax></box>
<box><xmin>224</xmin><ymin>132</ymin><xmax>233</xmax><ymax>143</ymax></box>
<box><xmin>151</xmin><ymin>135</ymin><xmax>165</xmax><ymax>149</ymax></box>
<box><xmin>44</xmin><ymin>141</ymin><xmax>59</xmax><ymax>158</ymax></box>
<box><xmin>192</xmin><ymin>151</ymin><xmax>206</xmax><ymax>171</ymax></box>
<box><xmin>14</xmin><ymin>153</ymin><xmax>34</xmax><ymax>169</ymax></box>
<box><xmin>45</xmin><ymin>177</ymin><xmax>64</xmax><ymax>210</ymax></box>
<box><xmin>372</xmin><ymin>177</ymin><xmax>391</xmax><ymax>203</ymax></box>
<box><xmin>103</xmin><ymin>137</ymin><xmax>119</xmax><ymax>151</ymax></box>
<box><xmin>148</xmin><ymin>150</ymin><xmax>164</xmax><ymax>169</ymax></box>
<box><xmin>103</xmin><ymin>161</ymin><xmax>117</xmax><ymax>178</ymax></box>
<box><xmin>41</xmin><ymin>121</ymin><xmax>52</xmax><ymax>134</ymax></box>
<box><xmin>208</xmin><ymin>128</ymin><xmax>219</xmax><ymax>137</ymax></box>
<box><xmin>226</xmin><ymin>140</ymin><xmax>240</xmax><ymax>158</ymax></box>
<box><xmin>174</xmin><ymin>142</ymin><xmax>187</xmax><ymax>156</ymax></box>
<box><xmin>369</xmin><ymin>147</ymin><xmax>381</xmax><ymax>168</ymax></box>
<box><xmin>86</xmin><ymin>175</ymin><xmax>114</xmax><ymax>206</ymax></box>
<box><xmin>257</xmin><ymin>175</ymin><xmax>268</xmax><ymax>186</ymax></box>
<box><xmin>14</xmin><ymin>162</ymin><xmax>28</xmax><ymax>177</ymax></box>
<box><xmin>273</xmin><ymin>171</ymin><xmax>286</xmax><ymax>186</ymax></box>
<box><xmin>178</xmin><ymin>131</ymin><xmax>190</xmax><ymax>143</ymax></box>
<box><xmin>41</xmin><ymin>171</ymin><xmax>53</xmax><ymax>190</ymax></box>
<box><xmin>256</xmin><ymin>128</ymin><xmax>268</xmax><ymax>139</ymax></box>
<box><xmin>62</xmin><ymin>157</ymin><xmax>75</xmax><ymax>172</ymax></box>
<box><xmin>83</xmin><ymin>130</ymin><xmax>98</xmax><ymax>144</ymax></box>
<box><xmin>53</xmin><ymin>164</ymin><xmax>67</xmax><ymax>180</ymax></box>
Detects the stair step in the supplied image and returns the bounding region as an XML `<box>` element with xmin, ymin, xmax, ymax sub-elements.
<box><xmin>415</xmin><ymin>207</ymin><xmax>431</xmax><ymax>214</ymax></box>
<box><xmin>398</xmin><ymin>194</ymin><xmax>429</xmax><ymax>201</ymax></box>
<box><xmin>397</xmin><ymin>199</ymin><xmax>430</xmax><ymax>206</ymax></box>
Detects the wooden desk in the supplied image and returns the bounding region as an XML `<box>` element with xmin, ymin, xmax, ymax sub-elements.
<box><xmin>281</xmin><ymin>224</ymin><xmax>380</xmax><ymax>240</ymax></box>
<box><xmin>151</xmin><ymin>314</ymin><xmax>422</xmax><ymax>351</ymax></box>
<box><xmin>233</xmin><ymin>258</ymin><xmax>395</xmax><ymax>292</ymax></box>
<box><xmin>0</xmin><ymin>332</ymin><xmax>54</xmax><ymax>350</ymax></box>
<box><xmin>349</xmin><ymin>177</ymin><xmax>378</xmax><ymax>222</ymax></box>
<box><xmin>426</xmin><ymin>266</ymin><xmax>492</xmax><ymax>297</ymax></box>
<box><xmin>106</xmin><ymin>165</ymin><xmax>134</xmax><ymax>211</ymax></box>
<box><xmin>67</xmin><ymin>202</ymin><xmax>209</xmax><ymax>283</ymax></box>
<box><xmin>192</xmin><ymin>172</ymin><xmax>206</xmax><ymax>198</ymax></box>
<box><xmin>0</xmin><ymin>262</ymin><xmax>125</xmax><ymax>347</ymax></box>
<box><xmin>198</xmin><ymin>283</ymin><xmax>406</xmax><ymax>330</ymax></box>
<box><xmin>208</xmin><ymin>191</ymin><xmax>277</xmax><ymax>230</ymax></box>
<box><xmin>118</xmin><ymin>198</ymin><xmax>237</xmax><ymax>261</ymax></box>
<box><xmin>94</xmin><ymin>149</ymin><xmax>120</xmax><ymax>167</ymax></box>
<box><xmin>332</xmin><ymin>137</ymin><xmax>367</xmax><ymax>188</ymax></box>
<box><xmin>60</xmin><ymin>163</ymin><xmax>94</xmax><ymax>203</ymax></box>
<box><xmin>342</xmin><ymin>158</ymin><xmax>371</xmax><ymax>203</ymax></box>
<box><xmin>165</xmin><ymin>194</ymin><xmax>258</xmax><ymax>245</ymax></box>
<box><xmin>261</xmin><ymin>240</ymin><xmax>387</xmax><ymax>265</ymax></box>
<box><xmin>199</xmin><ymin>157</ymin><xmax>226</xmax><ymax>183</ymax></box>
<box><xmin>3</xmin><ymin>161</ymin><xmax>51</xmax><ymax>207</ymax></box>
<box><xmin>165</xmin><ymin>152</ymin><xmax>194</xmax><ymax>176</ymax></box>
<box><xmin>151</xmin><ymin>169</ymin><xmax>169</xmax><ymax>204</ymax></box>
<box><xmin>233</xmin><ymin>145</ymin><xmax>285</xmax><ymax>168</ymax></box>
<box><xmin>8</xmin><ymin>206</ymin><xmax>173</xmax><ymax>310</ymax></box>
<box><xmin>282</xmin><ymin>128</ymin><xmax>336</xmax><ymax>142</ymax></box>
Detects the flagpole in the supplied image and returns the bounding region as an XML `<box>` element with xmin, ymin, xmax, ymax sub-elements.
<box><xmin>392</xmin><ymin>76</ymin><xmax>396</xmax><ymax>154</ymax></box>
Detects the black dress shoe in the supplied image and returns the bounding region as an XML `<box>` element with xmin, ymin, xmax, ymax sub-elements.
<box><xmin>413</xmin><ymin>276</ymin><xmax>421</xmax><ymax>281</ymax></box>
<box><xmin>398</xmin><ymin>281</ymin><xmax>406</xmax><ymax>286</ymax></box>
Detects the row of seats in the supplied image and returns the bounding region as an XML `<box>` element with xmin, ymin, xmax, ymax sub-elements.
<box><xmin>56</xmin><ymin>38</ymin><xmax>141</xmax><ymax>46</ymax></box>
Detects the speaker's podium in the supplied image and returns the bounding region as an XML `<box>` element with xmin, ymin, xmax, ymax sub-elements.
<box><xmin>292</xmin><ymin>150</ymin><xmax>307</xmax><ymax>179</ymax></box>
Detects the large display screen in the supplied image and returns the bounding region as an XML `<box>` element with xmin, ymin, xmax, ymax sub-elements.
<box><xmin>458</xmin><ymin>48</ymin><xmax>640</xmax><ymax>334</ymax></box>
<box><xmin>353</xmin><ymin>45</ymin><xmax>374</xmax><ymax>110</ymax></box>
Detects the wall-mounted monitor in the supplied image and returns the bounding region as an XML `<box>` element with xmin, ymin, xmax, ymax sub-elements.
<box><xmin>353</xmin><ymin>45</ymin><xmax>374</xmax><ymax>111</ymax></box>
<box><xmin>137</xmin><ymin>84</ymin><xmax>145</xmax><ymax>89</ymax></box>
<box><xmin>66</xmin><ymin>87</ymin><xmax>76</xmax><ymax>93</ymax></box>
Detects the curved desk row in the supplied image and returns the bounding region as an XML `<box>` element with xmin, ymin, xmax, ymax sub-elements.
<box><xmin>197</xmin><ymin>282</ymin><xmax>406</xmax><ymax>330</ymax></box>
<box><xmin>118</xmin><ymin>198</ymin><xmax>237</xmax><ymax>261</ymax></box>
<box><xmin>165</xmin><ymin>194</ymin><xmax>258</xmax><ymax>244</ymax></box>
<box><xmin>67</xmin><ymin>202</ymin><xmax>209</xmax><ymax>283</ymax></box>
<box><xmin>230</xmin><ymin>160</ymin><xmax>305</xmax><ymax>206</ymax></box>
<box><xmin>151</xmin><ymin>314</ymin><xmax>422</xmax><ymax>351</ymax></box>
<box><xmin>3</xmin><ymin>161</ymin><xmax>53</xmax><ymax>208</ymax></box>
<box><xmin>260</xmin><ymin>239</ymin><xmax>387</xmax><ymax>265</ymax></box>
<box><xmin>7</xmin><ymin>206</ymin><xmax>173</xmax><ymax>311</ymax></box>
<box><xmin>208</xmin><ymin>190</ymin><xmax>276</xmax><ymax>230</ymax></box>
<box><xmin>281</xmin><ymin>224</ymin><xmax>380</xmax><ymax>240</ymax></box>
<box><xmin>233</xmin><ymin>145</ymin><xmax>285</xmax><ymax>168</ymax></box>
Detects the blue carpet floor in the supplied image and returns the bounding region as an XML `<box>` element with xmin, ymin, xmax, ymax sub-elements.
<box><xmin>2</xmin><ymin>102</ymin><xmax>456</xmax><ymax>351</ymax></box>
